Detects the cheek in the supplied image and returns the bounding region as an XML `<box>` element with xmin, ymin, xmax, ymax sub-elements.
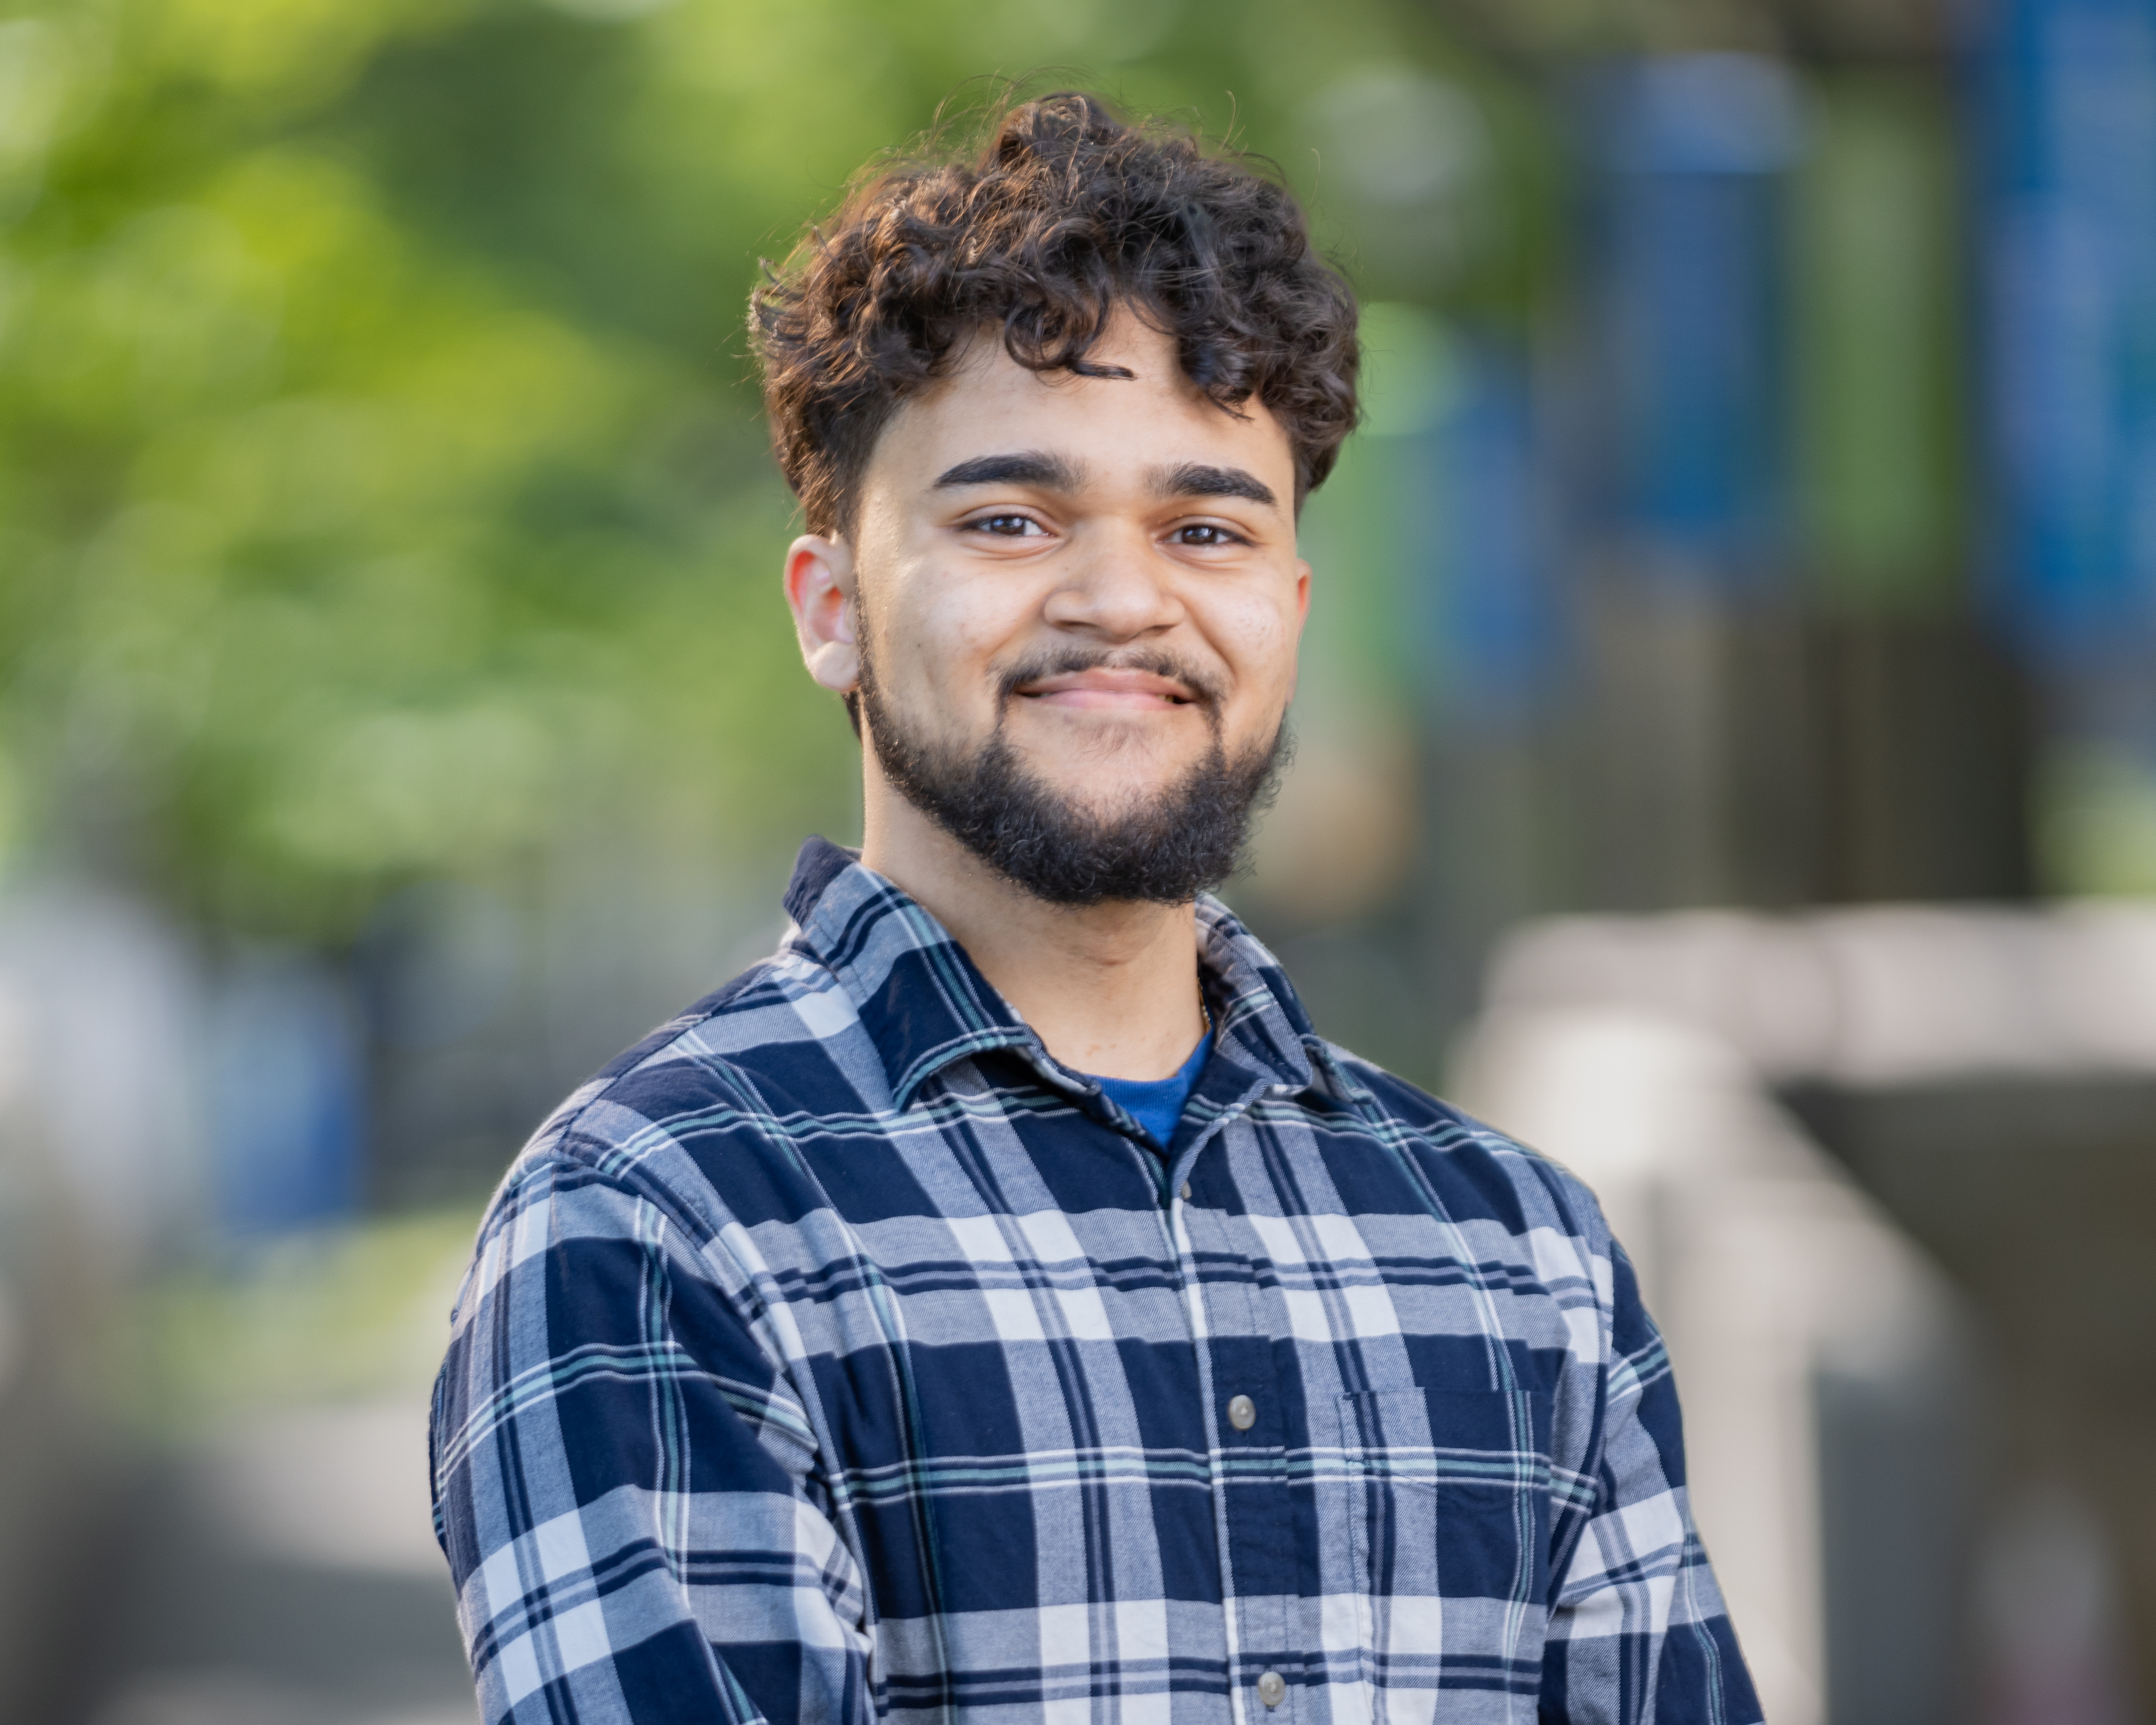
<box><xmin>1211</xmin><ymin>592</ymin><xmax>1304</xmax><ymax>700</ymax></box>
<box><xmin>876</xmin><ymin>565</ymin><xmax>1035</xmax><ymax>697</ymax></box>
<box><xmin>944</xmin><ymin>600</ymin><xmax>1021</xmax><ymax>670</ymax></box>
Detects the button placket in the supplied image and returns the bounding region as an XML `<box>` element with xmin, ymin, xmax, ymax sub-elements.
<box><xmin>1198</xmin><ymin>1229</ymin><xmax>1297</xmax><ymax>1725</ymax></box>
<box><xmin>1177</xmin><ymin>1111</ymin><xmax>1302</xmax><ymax>1725</ymax></box>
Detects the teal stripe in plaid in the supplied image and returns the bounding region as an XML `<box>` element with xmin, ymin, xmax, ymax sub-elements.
<box><xmin>430</xmin><ymin>837</ymin><xmax>1759</xmax><ymax>1725</ymax></box>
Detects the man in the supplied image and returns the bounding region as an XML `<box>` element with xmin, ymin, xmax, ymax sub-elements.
<box><xmin>431</xmin><ymin>93</ymin><xmax>1760</xmax><ymax>1725</ymax></box>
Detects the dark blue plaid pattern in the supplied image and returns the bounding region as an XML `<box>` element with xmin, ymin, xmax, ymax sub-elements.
<box><xmin>431</xmin><ymin>838</ymin><xmax>1760</xmax><ymax>1725</ymax></box>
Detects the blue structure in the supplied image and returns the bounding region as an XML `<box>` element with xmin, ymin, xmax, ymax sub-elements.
<box><xmin>209</xmin><ymin>953</ymin><xmax>365</xmax><ymax>1235</ymax></box>
<box><xmin>1428</xmin><ymin>335</ymin><xmax>1561</xmax><ymax>728</ymax></box>
<box><xmin>1978</xmin><ymin>0</ymin><xmax>2156</xmax><ymax>667</ymax></box>
<box><xmin>1575</xmin><ymin>55</ymin><xmax>1807</xmax><ymax>584</ymax></box>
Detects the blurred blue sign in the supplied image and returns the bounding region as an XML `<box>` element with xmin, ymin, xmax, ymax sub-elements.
<box><xmin>209</xmin><ymin>954</ymin><xmax>364</xmax><ymax>1235</ymax></box>
<box><xmin>1576</xmin><ymin>55</ymin><xmax>1807</xmax><ymax>583</ymax></box>
<box><xmin>1981</xmin><ymin>0</ymin><xmax>2156</xmax><ymax>660</ymax></box>
<box><xmin>1429</xmin><ymin>335</ymin><xmax>1561</xmax><ymax>727</ymax></box>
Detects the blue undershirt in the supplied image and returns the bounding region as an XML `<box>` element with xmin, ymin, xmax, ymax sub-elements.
<box><xmin>1088</xmin><ymin>1030</ymin><xmax>1212</xmax><ymax>1151</ymax></box>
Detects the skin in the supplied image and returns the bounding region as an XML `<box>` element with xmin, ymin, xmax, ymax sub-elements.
<box><xmin>783</xmin><ymin>313</ymin><xmax>1310</xmax><ymax>1081</ymax></box>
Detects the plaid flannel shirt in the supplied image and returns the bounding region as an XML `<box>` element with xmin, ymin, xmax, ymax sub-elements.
<box><xmin>431</xmin><ymin>837</ymin><xmax>1759</xmax><ymax>1725</ymax></box>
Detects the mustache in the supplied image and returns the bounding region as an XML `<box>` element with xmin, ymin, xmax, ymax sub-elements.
<box><xmin>993</xmin><ymin>645</ymin><xmax>1228</xmax><ymax>710</ymax></box>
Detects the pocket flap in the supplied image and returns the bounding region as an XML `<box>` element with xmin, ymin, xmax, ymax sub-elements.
<box><xmin>1337</xmin><ymin>1386</ymin><xmax>1553</xmax><ymax>1493</ymax></box>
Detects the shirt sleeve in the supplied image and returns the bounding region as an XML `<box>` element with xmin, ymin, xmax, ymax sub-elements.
<box><xmin>430</xmin><ymin>1149</ymin><xmax>875</xmax><ymax>1725</ymax></box>
<box><xmin>1537</xmin><ymin>1239</ymin><xmax>1763</xmax><ymax>1725</ymax></box>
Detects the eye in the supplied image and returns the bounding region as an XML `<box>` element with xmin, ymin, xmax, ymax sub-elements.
<box><xmin>967</xmin><ymin>513</ymin><xmax>1048</xmax><ymax>537</ymax></box>
<box><xmin>1169</xmin><ymin>522</ymin><xmax>1244</xmax><ymax>547</ymax></box>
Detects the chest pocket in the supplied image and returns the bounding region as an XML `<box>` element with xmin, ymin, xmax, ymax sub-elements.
<box><xmin>1336</xmin><ymin>1387</ymin><xmax>1554</xmax><ymax>1620</ymax></box>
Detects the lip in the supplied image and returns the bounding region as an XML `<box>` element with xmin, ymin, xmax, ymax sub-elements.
<box><xmin>1012</xmin><ymin>668</ymin><xmax>1197</xmax><ymax>710</ymax></box>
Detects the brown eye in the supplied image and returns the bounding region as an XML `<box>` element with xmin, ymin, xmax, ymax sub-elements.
<box><xmin>974</xmin><ymin>514</ymin><xmax>1041</xmax><ymax>537</ymax></box>
<box><xmin>1173</xmin><ymin>523</ymin><xmax>1239</xmax><ymax>546</ymax></box>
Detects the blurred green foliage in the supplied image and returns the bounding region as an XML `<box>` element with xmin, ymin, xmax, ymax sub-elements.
<box><xmin>0</xmin><ymin>0</ymin><xmax>1547</xmax><ymax>944</ymax></box>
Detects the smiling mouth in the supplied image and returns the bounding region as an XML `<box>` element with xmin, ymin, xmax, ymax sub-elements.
<box><xmin>1012</xmin><ymin>668</ymin><xmax>1199</xmax><ymax>711</ymax></box>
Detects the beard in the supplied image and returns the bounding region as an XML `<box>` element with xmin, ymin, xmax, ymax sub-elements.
<box><xmin>856</xmin><ymin>641</ymin><xmax>1288</xmax><ymax>907</ymax></box>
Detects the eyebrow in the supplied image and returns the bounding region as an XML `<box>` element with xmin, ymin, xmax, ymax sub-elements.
<box><xmin>931</xmin><ymin>451</ymin><xmax>1280</xmax><ymax>512</ymax></box>
<box><xmin>1152</xmin><ymin>462</ymin><xmax>1278</xmax><ymax>510</ymax></box>
<box><xmin>933</xmin><ymin>452</ymin><xmax>1086</xmax><ymax>492</ymax></box>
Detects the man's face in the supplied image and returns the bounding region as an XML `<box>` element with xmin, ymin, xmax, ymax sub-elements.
<box><xmin>836</xmin><ymin>313</ymin><xmax>1310</xmax><ymax>892</ymax></box>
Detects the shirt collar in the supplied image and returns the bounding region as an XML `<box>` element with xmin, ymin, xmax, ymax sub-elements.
<box><xmin>780</xmin><ymin>835</ymin><xmax>1321</xmax><ymax>1111</ymax></box>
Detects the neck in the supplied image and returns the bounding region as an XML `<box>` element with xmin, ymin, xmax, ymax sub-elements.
<box><xmin>859</xmin><ymin>780</ymin><xmax>1208</xmax><ymax>1082</ymax></box>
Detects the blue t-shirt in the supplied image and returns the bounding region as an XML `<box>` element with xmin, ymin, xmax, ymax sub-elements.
<box><xmin>1089</xmin><ymin>1031</ymin><xmax>1212</xmax><ymax>1150</ymax></box>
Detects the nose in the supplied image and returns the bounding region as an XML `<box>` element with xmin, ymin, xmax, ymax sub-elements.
<box><xmin>1039</xmin><ymin>522</ymin><xmax>1184</xmax><ymax>643</ymax></box>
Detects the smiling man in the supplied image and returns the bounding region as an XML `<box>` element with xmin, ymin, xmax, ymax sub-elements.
<box><xmin>431</xmin><ymin>94</ymin><xmax>1760</xmax><ymax>1725</ymax></box>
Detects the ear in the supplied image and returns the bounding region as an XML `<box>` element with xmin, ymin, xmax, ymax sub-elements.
<box><xmin>784</xmin><ymin>534</ymin><xmax>860</xmax><ymax>694</ymax></box>
<box><xmin>1288</xmin><ymin>557</ymin><xmax>1312</xmax><ymax>701</ymax></box>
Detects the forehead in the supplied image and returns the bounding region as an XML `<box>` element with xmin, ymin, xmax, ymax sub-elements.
<box><xmin>862</xmin><ymin>316</ymin><xmax>1297</xmax><ymax>500</ymax></box>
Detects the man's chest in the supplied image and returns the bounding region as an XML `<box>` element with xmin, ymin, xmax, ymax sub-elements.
<box><xmin>699</xmin><ymin>1099</ymin><xmax>1589</xmax><ymax>1721</ymax></box>
<box><xmin>722</xmin><ymin>1093</ymin><xmax>1589</xmax><ymax>1530</ymax></box>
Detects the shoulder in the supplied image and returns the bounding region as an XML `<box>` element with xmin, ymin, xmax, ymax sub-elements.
<box><xmin>1320</xmin><ymin>1040</ymin><xmax>1616</xmax><ymax>1260</ymax></box>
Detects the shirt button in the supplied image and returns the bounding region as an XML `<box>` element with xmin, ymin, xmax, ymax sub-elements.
<box><xmin>1257</xmin><ymin>1671</ymin><xmax>1286</xmax><ymax>1709</ymax></box>
<box><xmin>1227</xmin><ymin>1394</ymin><xmax>1256</xmax><ymax>1431</ymax></box>
<box><xmin>1180</xmin><ymin>1181</ymin><xmax>1192</xmax><ymax>1201</ymax></box>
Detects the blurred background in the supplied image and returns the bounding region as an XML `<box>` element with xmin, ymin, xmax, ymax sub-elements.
<box><xmin>3</xmin><ymin>0</ymin><xmax>2156</xmax><ymax>1717</ymax></box>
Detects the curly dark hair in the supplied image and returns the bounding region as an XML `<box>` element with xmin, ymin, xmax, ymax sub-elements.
<box><xmin>749</xmin><ymin>91</ymin><xmax>1361</xmax><ymax>539</ymax></box>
